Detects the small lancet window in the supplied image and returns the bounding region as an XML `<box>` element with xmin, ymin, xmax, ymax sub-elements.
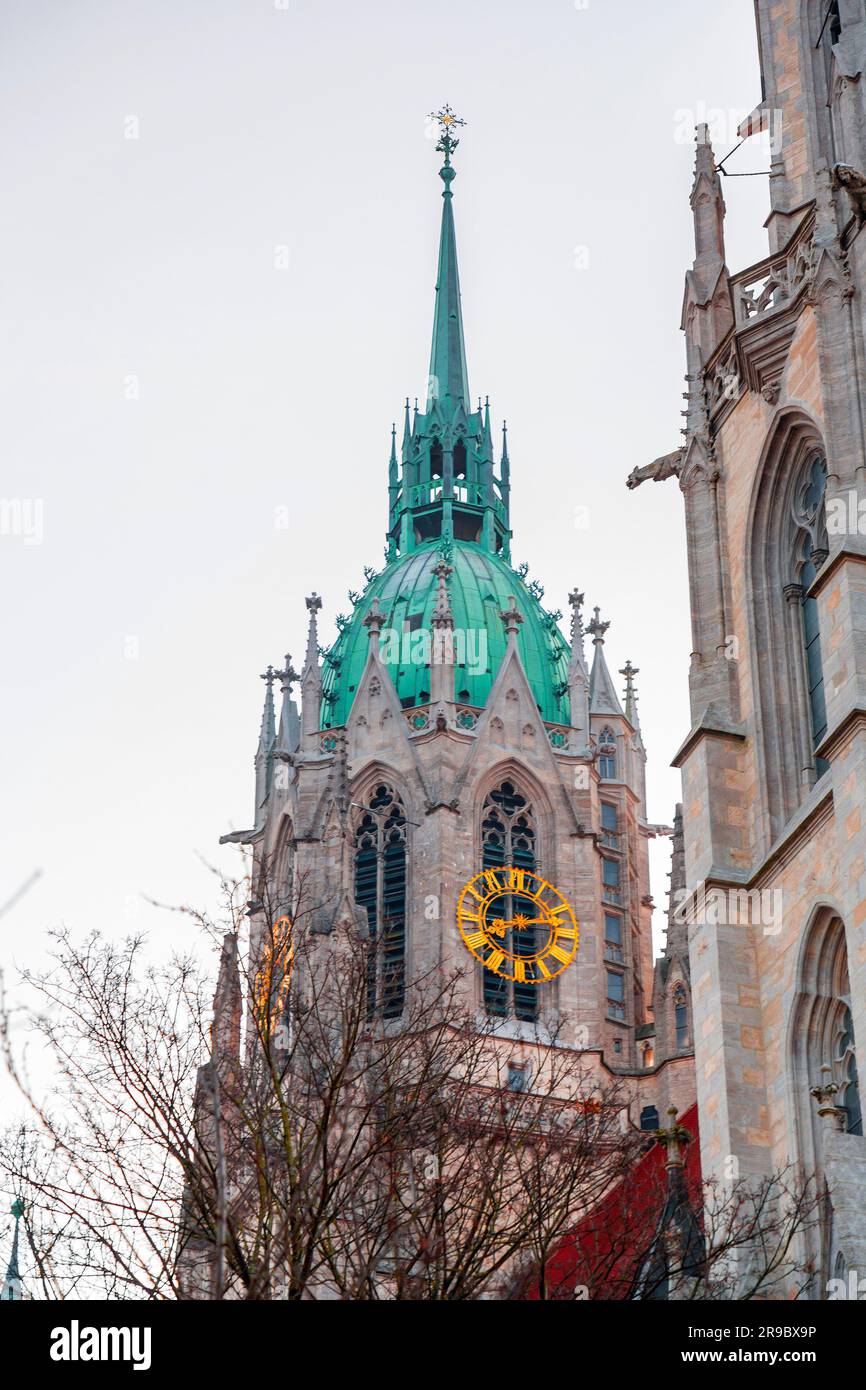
<box><xmin>354</xmin><ymin>784</ymin><xmax>407</xmax><ymax>1019</ymax></box>
<box><xmin>598</xmin><ymin>727</ymin><xmax>617</xmax><ymax>780</ymax></box>
<box><xmin>674</xmin><ymin>983</ymin><xmax>689</xmax><ymax>1050</ymax></box>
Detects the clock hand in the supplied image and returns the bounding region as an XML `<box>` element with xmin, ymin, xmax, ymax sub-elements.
<box><xmin>486</xmin><ymin>915</ymin><xmax>552</xmax><ymax>933</ymax></box>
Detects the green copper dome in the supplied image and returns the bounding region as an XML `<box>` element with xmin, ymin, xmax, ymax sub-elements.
<box><xmin>321</xmin><ymin>540</ymin><xmax>570</xmax><ymax>728</ymax></box>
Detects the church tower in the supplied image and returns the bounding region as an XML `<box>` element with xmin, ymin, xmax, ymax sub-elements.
<box><xmin>632</xmin><ymin>1</ymin><xmax>866</xmax><ymax>1294</ymax></box>
<box><xmin>221</xmin><ymin>109</ymin><xmax>694</xmax><ymax>1124</ymax></box>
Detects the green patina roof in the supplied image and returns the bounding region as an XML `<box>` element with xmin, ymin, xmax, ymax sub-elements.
<box><xmin>320</xmin><ymin>116</ymin><xmax>570</xmax><ymax>730</ymax></box>
<box><xmin>321</xmin><ymin>540</ymin><xmax>570</xmax><ymax>728</ymax></box>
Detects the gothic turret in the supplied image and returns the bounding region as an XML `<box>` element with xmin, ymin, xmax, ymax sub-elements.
<box><xmin>588</xmin><ymin>608</ymin><xmax>623</xmax><ymax>718</ymax></box>
<box><xmin>274</xmin><ymin>654</ymin><xmax>301</xmax><ymax>760</ymax></box>
<box><xmin>621</xmin><ymin>659</ymin><xmax>647</xmax><ymax>807</ymax></box>
<box><xmin>681</xmin><ymin>123</ymin><xmax>733</xmax><ymax>367</ymax></box>
<box><xmin>211</xmin><ymin>931</ymin><xmax>242</xmax><ymax>1072</ymax></box>
<box><xmin>253</xmin><ymin>665</ymin><xmax>276</xmax><ymax>821</ymax></box>
<box><xmin>567</xmin><ymin>588</ymin><xmax>590</xmax><ymax>743</ymax></box>
<box><xmin>648</xmin><ymin>806</ymin><xmax>693</xmax><ymax>1067</ymax></box>
<box><xmin>301</xmin><ymin>593</ymin><xmax>323</xmax><ymax>740</ymax></box>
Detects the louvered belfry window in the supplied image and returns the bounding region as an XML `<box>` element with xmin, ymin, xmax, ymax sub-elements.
<box><xmin>354</xmin><ymin>784</ymin><xmax>407</xmax><ymax>1019</ymax></box>
<box><xmin>481</xmin><ymin>780</ymin><xmax>539</xmax><ymax>1022</ymax></box>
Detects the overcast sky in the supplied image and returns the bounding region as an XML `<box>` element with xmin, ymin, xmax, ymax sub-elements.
<box><xmin>0</xmin><ymin>0</ymin><xmax>773</xmax><ymax>1102</ymax></box>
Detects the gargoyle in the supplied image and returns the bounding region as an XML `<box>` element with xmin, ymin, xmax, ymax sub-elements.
<box><xmin>832</xmin><ymin>164</ymin><xmax>866</xmax><ymax>224</ymax></box>
<box><xmin>626</xmin><ymin>447</ymin><xmax>684</xmax><ymax>491</ymax></box>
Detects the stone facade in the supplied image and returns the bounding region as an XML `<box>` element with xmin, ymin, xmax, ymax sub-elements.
<box><xmin>632</xmin><ymin>0</ymin><xmax>866</xmax><ymax>1293</ymax></box>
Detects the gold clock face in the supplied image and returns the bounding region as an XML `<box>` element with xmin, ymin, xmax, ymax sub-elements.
<box><xmin>457</xmin><ymin>867</ymin><xmax>579</xmax><ymax>983</ymax></box>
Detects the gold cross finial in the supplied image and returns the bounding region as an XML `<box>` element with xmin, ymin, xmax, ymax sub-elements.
<box><xmin>428</xmin><ymin>104</ymin><xmax>466</xmax><ymax>164</ymax></box>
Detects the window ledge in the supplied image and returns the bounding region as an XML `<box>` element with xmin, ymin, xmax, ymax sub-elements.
<box><xmin>475</xmin><ymin>1013</ymin><xmax>558</xmax><ymax>1046</ymax></box>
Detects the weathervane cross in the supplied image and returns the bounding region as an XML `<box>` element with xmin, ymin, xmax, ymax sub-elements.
<box><xmin>429</xmin><ymin>104</ymin><xmax>466</xmax><ymax>163</ymax></box>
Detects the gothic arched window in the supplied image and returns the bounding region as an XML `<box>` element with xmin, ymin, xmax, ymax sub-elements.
<box><xmin>480</xmin><ymin>779</ymin><xmax>538</xmax><ymax>1023</ymax></box>
<box><xmin>674</xmin><ymin>983</ymin><xmax>689</xmax><ymax>1050</ymax></box>
<box><xmin>790</xmin><ymin>910</ymin><xmax>862</xmax><ymax>1285</ymax></box>
<box><xmin>354</xmin><ymin>784</ymin><xmax>407</xmax><ymax>1019</ymax></box>
<box><xmin>793</xmin><ymin>912</ymin><xmax>862</xmax><ymax>1147</ymax></box>
<box><xmin>750</xmin><ymin>416</ymin><xmax>831</xmax><ymax>834</ymax></box>
<box><xmin>272</xmin><ymin>818</ymin><xmax>295</xmax><ymax>919</ymax></box>
<box><xmin>792</xmin><ymin>454</ymin><xmax>829</xmax><ymax>776</ymax></box>
<box><xmin>598</xmin><ymin>727</ymin><xmax>617</xmax><ymax>780</ymax></box>
<box><xmin>453</xmin><ymin>437</ymin><xmax>468</xmax><ymax>479</ymax></box>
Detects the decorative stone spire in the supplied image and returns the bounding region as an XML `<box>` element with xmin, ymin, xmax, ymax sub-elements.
<box><xmin>620</xmin><ymin>660</ymin><xmax>642</xmax><ymax>731</ymax></box>
<box><xmin>588</xmin><ymin>607</ymin><xmax>624</xmax><ymax>716</ymax></box>
<box><xmin>211</xmin><ymin>931</ymin><xmax>241</xmax><ymax>1071</ymax></box>
<box><xmin>327</xmin><ymin>729</ymin><xmax>350</xmax><ymax>818</ymax></box>
<box><xmin>431</xmin><ymin>554</ymin><xmax>454</xmax><ymax>630</ymax></box>
<box><xmin>568</xmin><ymin>589</ymin><xmax>587</xmax><ymax>667</ymax></box>
<box><xmin>274</xmin><ymin>653</ymin><xmax>301</xmax><ymax>758</ymax></box>
<box><xmin>667</xmin><ymin>804</ymin><xmax>686</xmax><ymax>933</ymax></box>
<box><xmin>587</xmin><ymin>605</ymin><xmax>609</xmax><ymax>643</ymax></box>
<box><xmin>363</xmin><ymin>596</ymin><xmax>387</xmax><ymax>648</ymax></box>
<box><xmin>431</xmin><ymin>548</ymin><xmax>455</xmax><ymax>707</ymax></box>
<box><xmin>682</xmin><ymin>124</ymin><xmax>733</xmax><ymax>375</ymax></box>
<box><xmin>301</xmin><ymin>594</ymin><xmax>323</xmax><ymax>739</ymax></box>
<box><xmin>2</xmin><ymin>1198</ymin><xmax>24</xmax><ymax>1301</ymax></box>
<box><xmin>303</xmin><ymin>593</ymin><xmax>322</xmax><ymax>672</ymax></box>
<box><xmin>690</xmin><ymin>123</ymin><xmax>727</xmax><ymax>265</ymax></box>
<box><xmin>426</xmin><ymin>105</ymin><xmax>470</xmax><ymax>412</ymax></box>
<box><xmin>567</xmin><ymin>588</ymin><xmax>590</xmax><ymax>738</ymax></box>
<box><xmin>254</xmin><ymin>665</ymin><xmax>277</xmax><ymax>815</ymax></box>
<box><xmin>499</xmin><ymin>594</ymin><xmax>524</xmax><ymax>644</ymax></box>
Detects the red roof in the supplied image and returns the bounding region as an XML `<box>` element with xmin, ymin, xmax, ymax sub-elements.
<box><xmin>521</xmin><ymin>1103</ymin><xmax>701</xmax><ymax>1300</ymax></box>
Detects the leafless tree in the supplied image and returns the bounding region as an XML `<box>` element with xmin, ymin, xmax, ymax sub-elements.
<box><xmin>0</xmin><ymin>861</ymin><xmax>821</xmax><ymax>1301</ymax></box>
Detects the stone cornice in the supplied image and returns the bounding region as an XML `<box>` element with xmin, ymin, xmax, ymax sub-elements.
<box><xmin>815</xmin><ymin>703</ymin><xmax>866</xmax><ymax>763</ymax></box>
<box><xmin>671</xmin><ymin>710</ymin><xmax>747</xmax><ymax>769</ymax></box>
<box><xmin>807</xmin><ymin>544</ymin><xmax>866</xmax><ymax>599</ymax></box>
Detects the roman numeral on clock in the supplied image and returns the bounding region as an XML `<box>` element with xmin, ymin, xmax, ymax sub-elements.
<box><xmin>463</xmin><ymin>930</ymin><xmax>487</xmax><ymax>951</ymax></box>
<box><xmin>548</xmin><ymin>944</ymin><xmax>572</xmax><ymax>966</ymax></box>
